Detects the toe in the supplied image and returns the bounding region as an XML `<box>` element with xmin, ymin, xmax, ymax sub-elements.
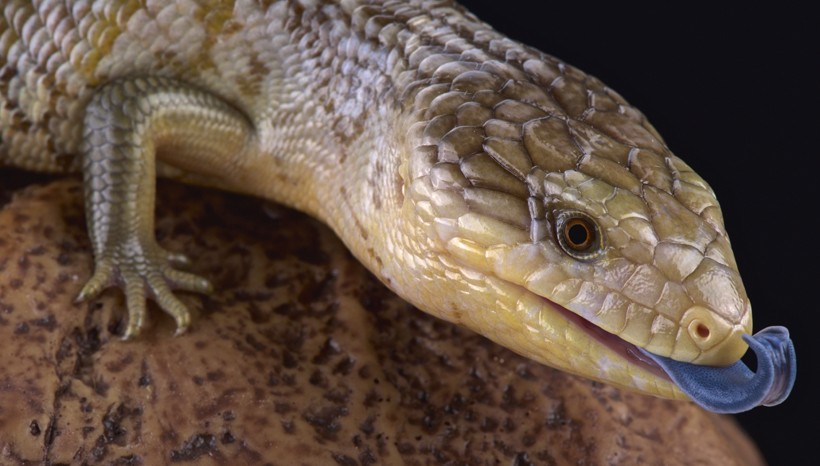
<box><xmin>76</xmin><ymin>260</ymin><xmax>115</xmax><ymax>302</ymax></box>
<box><xmin>123</xmin><ymin>276</ymin><xmax>148</xmax><ymax>339</ymax></box>
<box><xmin>165</xmin><ymin>269</ymin><xmax>213</xmax><ymax>294</ymax></box>
<box><xmin>148</xmin><ymin>274</ymin><xmax>192</xmax><ymax>335</ymax></box>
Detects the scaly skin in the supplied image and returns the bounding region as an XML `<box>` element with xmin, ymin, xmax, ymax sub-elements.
<box><xmin>0</xmin><ymin>0</ymin><xmax>753</xmax><ymax>400</ymax></box>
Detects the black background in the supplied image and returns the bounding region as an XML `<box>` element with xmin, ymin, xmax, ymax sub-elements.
<box><xmin>458</xmin><ymin>1</ymin><xmax>817</xmax><ymax>464</ymax></box>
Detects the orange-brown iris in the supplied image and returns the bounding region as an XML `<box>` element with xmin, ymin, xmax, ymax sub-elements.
<box><xmin>563</xmin><ymin>217</ymin><xmax>595</xmax><ymax>251</ymax></box>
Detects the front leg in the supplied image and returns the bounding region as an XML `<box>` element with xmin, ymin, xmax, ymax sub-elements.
<box><xmin>78</xmin><ymin>77</ymin><xmax>254</xmax><ymax>338</ymax></box>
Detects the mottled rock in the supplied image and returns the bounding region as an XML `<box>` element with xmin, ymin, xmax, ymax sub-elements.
<box><xmin>0</xmin><ymin>176</ymin><xmax>764</xmax><ymax>465</ymax></box>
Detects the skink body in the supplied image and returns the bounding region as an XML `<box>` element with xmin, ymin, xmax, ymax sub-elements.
<box><xmin>0</xmin><ymin>0</ymin><xmax>795</xmax><ymax>412</ymax></box>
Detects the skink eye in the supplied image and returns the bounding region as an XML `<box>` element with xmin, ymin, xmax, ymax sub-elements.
<box><xmin>556</xmin><ymin>211</ymin><xmax>604</xmax><ymax>260</ymax></box>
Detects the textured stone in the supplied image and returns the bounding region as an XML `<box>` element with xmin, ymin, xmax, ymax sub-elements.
<box><xmin>0</xmin><ymin>175</ymin><xmax>764</xmax><ymax>465</ymax></box>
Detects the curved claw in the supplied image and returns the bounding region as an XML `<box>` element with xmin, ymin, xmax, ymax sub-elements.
<box><xmin>639</xmin><ymin>326</ymin><xmax>796</xmax><ymax>413</ymax></box>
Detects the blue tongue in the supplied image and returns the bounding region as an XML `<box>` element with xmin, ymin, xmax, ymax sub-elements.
<box><xmin>638</xmin><ymin>326</ymin><xmax>796</xmax><ymax>413</ymax></box>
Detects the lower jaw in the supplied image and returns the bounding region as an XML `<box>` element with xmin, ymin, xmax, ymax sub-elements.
<box><xmin>545</xmin><ymin>298</ymin><xmax>671</xmax><ymax>382</ymax></box>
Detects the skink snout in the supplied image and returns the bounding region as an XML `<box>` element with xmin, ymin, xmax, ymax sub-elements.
<box><xmin>669</xmin><ymin>305</ymin><xmax>751</xmax><ymax>366</ymax></box>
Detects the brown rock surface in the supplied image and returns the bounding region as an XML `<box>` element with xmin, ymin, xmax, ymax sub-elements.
<box><xmin>0</xmin><ymin>175</ymin><xmax>764</xmax><ymax>465</ymax></box>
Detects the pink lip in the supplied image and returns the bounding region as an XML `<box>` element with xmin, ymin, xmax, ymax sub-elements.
<box><xmin>544</xmin><ymin>298</ymin><xmax>671</xmax><ymax>381</ymax></box>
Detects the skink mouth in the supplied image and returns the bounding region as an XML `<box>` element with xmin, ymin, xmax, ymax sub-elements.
<box><xmin>544</xmin><ymin>297</ymin><xmax>671</xmax><ymax>381</ymax></box>
<box><xmin>543</xmin><ymin>298</ymin><xmax>797</xmax><ymax>413</ymax></box>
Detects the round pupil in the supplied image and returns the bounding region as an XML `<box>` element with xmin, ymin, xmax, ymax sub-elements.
<box><xmin>566</xmin><ymin>220</ymin><xmax>591</xmax><ymax>248</ymax></box>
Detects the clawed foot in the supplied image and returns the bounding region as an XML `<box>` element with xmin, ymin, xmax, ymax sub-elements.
<box><xmin>76</xmin><ymin>77</ymin><xmax>248</xmax><ymax>339</ymax></box>
<box><xmin>76</xmin><ymin>242</ymin><xmax>212</xmax><ymax>339</ymax></box>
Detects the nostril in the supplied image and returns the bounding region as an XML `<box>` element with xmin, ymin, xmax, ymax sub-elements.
<box><xmin>688</xmin><ymin>318</ymin><xmax>712</xmax><ymax>343</ymax></box>
<box><xmin>678</xmin><ymin>307</ymin><xmax>748</xmax><ymax>364</ymax></box>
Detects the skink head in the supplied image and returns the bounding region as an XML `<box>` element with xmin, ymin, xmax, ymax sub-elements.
<box><xmin>413</xmin><ymin>103</ymin><xmax>750</xmax><ymax>370</ymax></box>
<box><xmin>405</xmin><ymin>54</ymin><xmax>752</xmax><ymax>387</ymax></box>
<box><xmin>520</xmin><ymin>156</ymin><xmax>752</xmax><ymax>366</ymax></box>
